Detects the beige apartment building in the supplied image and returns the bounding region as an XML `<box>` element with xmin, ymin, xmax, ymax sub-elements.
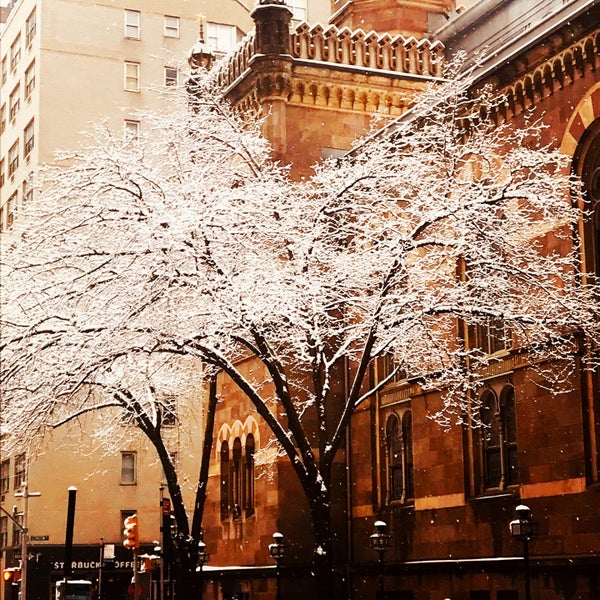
<box><xmin>0</xmin><ymin>0</ymin><xmax>328</xmax><ymax>231</ymax></box>
<box><xmin>0</xmin><ymin>2</ymin><xmax>330</xmax><ymax>599</ymax></box>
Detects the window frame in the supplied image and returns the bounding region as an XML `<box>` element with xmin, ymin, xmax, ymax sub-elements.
<box><xmin>124</xmin><ymin>9</ymin><xmax>141</xmax><ymax>40</ymax></box>
<box><xmin>24</xmin><ymin>60</ymin><xmax>35</xmax><ymax>99</ymax></box>
<box><xmin>124</xmin><ymin>119</ymin><xmax>140</xmax><ymax>141</ymax></box>
<box><xmin>479</xmin><ymin>385</ymin><xmax>518</xmax><ymax>492</ymax></box>
<box><xmin>164</xmin><ymin>15</ymin><xmax>180</xmax><ymax>38</ymax></box>
<box><xmin>384</xmin><ymin>408</ymin><xmax>414</xmax><ymax>504</ymax></box>
<box><xmin>25</xmin><ymin>8</ymin><xmax>37</xmax><ymax>46</ymax></box>
<box><xmin>206</xmin><ymin>22</ymin><xmax>238</xmax><ymax>57</ymax></box>
<box><xmin>245</xmin><ymin>434</ymin><xmax>255</xmax><ymax>517</ymax></box>
<box><xmin>124</xmin><ymin>61</ymin><xmax>140</xmax><ymax>92</ymax></box>
<box><xmin>9</xmin><ymin>84</ymin><xmax>20</xmax><ymax>121</ymax></box>
<box><xmin>8</xmin><ymin>140</ymin><xmax>19</xmax><ymax>177</ymax></box>
<box><xmin>10</xmin><ymin>34</ymin><xmax>21</xmax><ymax>71</ymax></box>
<box><xmin>24</xmin><ymin>118</ymin><xmax>35</xmax><ymax>158</ymax></box>
<box><xmin>120</xmin><ymin>451</ymin><xmax>137</xmax><ymax>485</ymax></box>
<box><xmin>14</xmin><ymin>453</ymin><xmax>26</xmax><ymax>489</ymax></box>
<box><xmin>164</xmin><ymin>66</ymin><xmax>178</xmax><ymax>87</ymax></box>
<box><xmin>0</xmin><ymin>459</ymin><xmax>9</xmax><ymax>493</ymax></box>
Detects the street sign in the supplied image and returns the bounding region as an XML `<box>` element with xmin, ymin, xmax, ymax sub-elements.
<box><xmin>30</xmin><ymin>535</ymin><xmax>49</xmax><ymax>541</ymax></box>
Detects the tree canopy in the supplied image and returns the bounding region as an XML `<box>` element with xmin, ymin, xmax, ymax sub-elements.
<box><xmin>1</xmin><ymin>71</ymin><xmax>599</xmax><ymax>598</ymax></box>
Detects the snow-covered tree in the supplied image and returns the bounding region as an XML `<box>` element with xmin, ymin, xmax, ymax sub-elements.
<box><xmin>1</xmin><ymin>71</ymin><xmax>598</xmax><ymax>599</ymax></box>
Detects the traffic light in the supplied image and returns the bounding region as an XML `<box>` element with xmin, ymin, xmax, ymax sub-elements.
<box><xmin>123</xmin><ymin>514</ymin><xmax>139</xmax><ymax>550</ymax></box>
<box><xmin>2</xmin><ymin>568</ymin><xmax>21</xmax><ymax>583</ymax></box>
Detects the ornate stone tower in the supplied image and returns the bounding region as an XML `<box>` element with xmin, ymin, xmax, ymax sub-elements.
<box><xmin>329</xmin><ymin>0</ymin><xmax>456</xmax><ymax>37</ymax></box>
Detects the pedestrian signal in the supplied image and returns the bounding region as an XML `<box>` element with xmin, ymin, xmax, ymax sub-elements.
<box><xmin>123</xmin><ymin>514</ymin><xmax>139</xmax><ymax>549</ymax></box>
<box><xmin>2</xmin><ymin>568</ymin><xmax>21</xmax><ymax>582</ymax></box>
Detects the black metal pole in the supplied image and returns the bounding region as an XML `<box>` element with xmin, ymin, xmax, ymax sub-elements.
<box><xmin>64</xmin><ymin>486</ymin><xmax>77</xmax><ymax>582</ymax></box>
<box><xmin>523</xmin><ymin>539</ymin><xmax>531</xmax><ymax>600</ymax></box>
<box><xmin>275</xmin><ymin>558</ymin><xmax>281</xmax><ymax>600</ymax></box>
<box><xmin>378</xmin><ymin>550</ymin><xmax>385</xmax><ymax>599</ymax></box>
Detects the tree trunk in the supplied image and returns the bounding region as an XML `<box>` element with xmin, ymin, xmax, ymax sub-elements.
<box><xmin>308</xmin><ymin>488</ymin><xmax>336</xmax><ymax>600</ymax></box>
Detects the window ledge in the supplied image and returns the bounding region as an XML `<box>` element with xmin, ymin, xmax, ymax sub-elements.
<box><xmin>472</xmin><ymin>491</ymin><xmax>516</xmax><ymax>502</ymax></box>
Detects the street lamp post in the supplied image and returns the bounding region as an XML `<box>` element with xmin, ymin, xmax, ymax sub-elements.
<box><xmin>196</xmin><ymin>540</ymin><xmax>210</xmax><ymax>600</ymax></box>
<box><xmin>369</xmin><ymin>520</ymin><xmax>392</xmax><ymax>600</ymax></box>
<box><xmin>268</xmin><ymin>532</ymin><xmax>287</xmax><ymax>600</ymax></box>
<box><xmin>509</xmin><ymin>504</ymin><xmax>538</xmax><ymax>600</ymax></box>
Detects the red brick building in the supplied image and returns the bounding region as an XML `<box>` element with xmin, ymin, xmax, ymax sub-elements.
<box><xmin>197</xmin><ymin>1</ymin><xmax>600</xmax><ymax>599</ymax></box>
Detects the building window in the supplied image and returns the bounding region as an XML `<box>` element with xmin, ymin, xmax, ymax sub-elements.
<box><xmin>0</xmin><ymin>459</ymin><xmax>9</xmax><ymax>493</ymax></box>
<box><xmin>164</xmin><ymin>66</ymin><xmax>178</xmax><ymax>87</ymax></box>
<box><xmin>231</xmin><ymin>438</ymin><xmax>242</xmax><ymax>519</ymax></box>
<box><xmin>120</xmin><ymin>451</ymin><xmax>137</xmax><ymax>485</ymax></box>
<box><xmin>480</xmin><ymin>386</ymin><xmax>518</xmax><ymax>490</ymax></box>
<box><xmin>0</xmin><ymin>159</ymin><xmax>5</xmax><ymax>189</ymax></box>
<box><xmin>9</xmin><ymin>84</ymin><xmax>20</xmax><ymax>121</ymax></box>
<box><xmin>7</xmin><ymin>191</ymin><xmax>17</xmax><ymax>228</ymax></box>
<box><xmin>245</xmin><ymin>434</ymin><xmax>255</xmax><ymax>517</ymax></box>
<box><xmin>10</xmin><ymin>34</ymin><xmax>21</xmax><ymax>71</ymax></box>
<box><xmin>1</xmin><ymin>57</ymin><xmax>7</xmax><ymax>85</ymax></box>
<box><xmin>24</xmin><ymin>119</ymin><xmax>34</xmax><ymax>158</ymax></box>
<box><xmin>12</xmin><ymin>514</ymin><xmax>23</xmax><ymax>548</ymax></box>
<box><xmin>23</xmin><ymin>179</ymin><xmax>33</xmax><ymax>204</ymax></box>
<box><xmin>124</xmin><ymin>119</ymin><xmax>139</xmax><ymax>140</ymax></box>
<box><xmin>1</xmin><ymin>103</ymin><xmax>5</xmax><ymax>134</ymax></box>
<box><xmin>385</xmin><ymin>410</ymin><xmax>414</xmax><ymax>503</ymax></box>
<box><xmin>124</xmin><ymin>10</ymin><xmax>141</xmax><ymax>40</ymax></box>
<box><xmin>469</xmin><ymin>318</ymin><xmax>510</xmax><ymax>356</ymax></box>
<box><xmin>206</xmin><ymin>22</ymin><xmax>238</xmax><ymax>57</ymax></box>
<box><xmin>161</xmin><ymin>395</ymin><xmax>176</xmax><ymax>426</ymax></box>
<box><xmin>288</xmin><ymin>0</ymin><xmax>307</xmax><ymax>25</ymax></box>
<box><xmin>25</xmin><ymin>8</ymin><xmax>36</xmax><ymax>46</ymax></box>
<box><xmin>14</xmin><ymin>454</ymin><xmax>26</xmax><ymax>489</ymax></box>
<box><xmin>221</xmin><ymin>434</ymin><xmax>256</xmax><ymax>520</ymax></box>
<box><xmin>8</xmin><ymin>141</ymin><xmax>19</xmax><ymax>177</ymax></box>
<box><xmin>164</xmin><ymin>15</ymin><xmax>179</xmax><ymax>38</ymax></box>
<box><xmin>220</xmin><ymin>440</ymin><xmax>230</xmax><ymax>520</ymax></box>
<box><xmin>574</xmin><ymin>118</ymin><xmax>600</xmax><ymax>475</ymax></box>
<box><xmin>24</xmin><ymin>60</ymin><xmax>35</xmax><ymax>99</ymax></box>
<box><xmin>0</xmin><ymin>516</ymin><xmax>7</xmax><ymax>550</ymax></box>
<box><xmin>124</xmin><ymin>62</ymin><xmax>140</xmax><ymax>92</ymax></box>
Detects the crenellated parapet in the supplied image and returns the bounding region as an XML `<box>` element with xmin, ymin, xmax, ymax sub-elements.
<box><xmin>290</xmin><ymin>22</ymin><xmax>444</xmax><ymax>77</ymax></box>
<box><xmin>212</xmin><ymin>20</ymin><xmax>445</xmax><ymax>113</ymax></box>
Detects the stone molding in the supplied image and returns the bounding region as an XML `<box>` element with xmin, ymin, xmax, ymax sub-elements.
<box><xmin>487</xmin><ymin>29</ymin><xmax>599</xmax><ymax>126</ymax></box>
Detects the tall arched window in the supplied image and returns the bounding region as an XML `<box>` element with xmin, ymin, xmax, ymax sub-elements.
<box><xmin>232</xmin><ymin>438</ymin><xmax>242</xmax><ymax>519</ymax></box>
<box><xmin>385</xmin><ymin>410</ymin><xmax>414</xmax><ymax>504</ymax></box>
<box><xmin>576</xmin><ymin>118</ymin><xmax>600</xmax><ymax>280</ymax></box>
<box><xmin>386</xmin><ymin>414</ymin><xmax>403</xmax><ymax>502</ymax></box>
<box><xmin>402</xmin><ymin>411</ymin><xmax>414</xmax><ymax>499</ymax></box>
<box><xmin>245</xmin><ymin>434</ymin><xmax>255</xmax><ymax>517</ymax></box>
<box><xmin>220</xmin><ymin>440</ymin><xmax>229</xmax><ymax>521</ymax></box>
<box><xmin>480</xmin><ymin>386</ymin><xmax>518</xmax><ymax>490</ymax></box>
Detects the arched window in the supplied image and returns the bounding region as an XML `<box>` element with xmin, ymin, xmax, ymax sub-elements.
<box><xmin>576</xmin><ymin>118</ymin><xmax>600</xmax><ymax>280</ymax></box>
<box><xmin>231</xmin><ymin>437</ymin><xmax>242</xmax><ymax>519</ymax></box>
<box><xmin>502</xmin><ymin>386</ymin><xmax>519</xmax><ymax>486</ymax></box>
<box><xmin>245</xmin><ymin>434</ymin><xmax>255</xmax><ymax>517</ymax></box>
<box><xmin>402</xmin><ymin>411</ymin><xmax>414</xmax><ymax>499</ymax></box>
<box><xmin>220</xmin><ymin>440</ymin><xmax>229</xmax><ymax>521</ymax></box>
<box><xmin>574</xmin><ymin>117</ymin><xmax>600</xmax><ymax>481</ymax></box>
<box><xmin>385</xmin><ymin>410</ymin><xmax>414</xmax><ymax>503</ymax></box>
<box><xmin>480</xmin><ymin>386</ymin><xmax>518</xmax><ymax>490</ymax></box>
<box><xmin>386</xmin><ymin>414</ymin><xmax>402</xmax><ymax>502</ymax></box>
